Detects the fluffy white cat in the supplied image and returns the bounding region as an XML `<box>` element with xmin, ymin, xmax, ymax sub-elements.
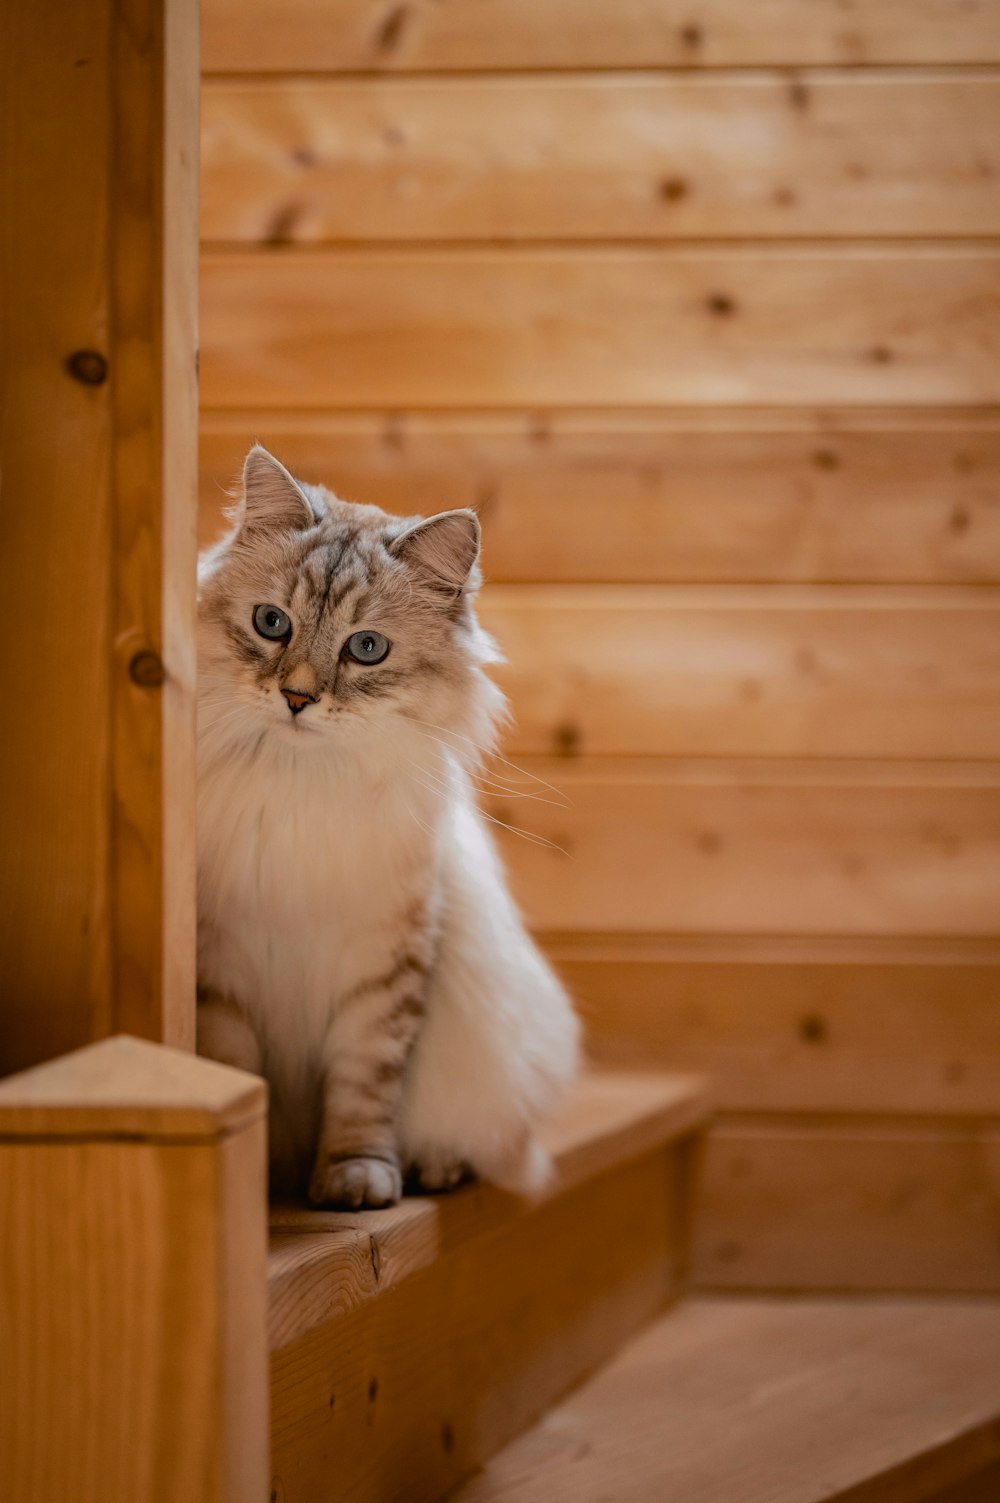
<box><xmin>196</xmin><ymin>446</ymin><xmax>579</xmax><ymax>1207</ymax></box>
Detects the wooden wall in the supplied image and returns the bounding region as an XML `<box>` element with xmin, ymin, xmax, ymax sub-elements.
<box><xmin>198</xmin><ymin>1</ymin><xmax>1000</xmax><ymax>1288</ymax></box>
<box><xmin>0</xmin><ymin>0</ymin><xmax>198</xmax><ymax>1075</ymax></box>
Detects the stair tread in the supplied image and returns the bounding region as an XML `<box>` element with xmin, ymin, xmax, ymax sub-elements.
<box><xmin>266</xmin><ymin>1069</ymin><xmax>709</xmax><ymax>1351</ymax></box>
<box><xmin>451</xmin><ymin>1297</ymin><xmax>1000</xmax><ymax>1503</ymax></box>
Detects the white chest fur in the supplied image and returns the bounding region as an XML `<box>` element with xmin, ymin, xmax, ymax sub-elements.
<box><xmin>197</xmin><ymin>729</ymin><xmax>440</xmax><ymax>1069</ymax></box>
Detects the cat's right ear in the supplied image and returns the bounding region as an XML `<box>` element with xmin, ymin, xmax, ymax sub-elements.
<box><xmin>237</xmin><ymin>445</ymin><xmax>316</xmax><ymax>535</ymax></box>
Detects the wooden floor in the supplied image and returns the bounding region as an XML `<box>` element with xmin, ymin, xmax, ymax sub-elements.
<box><xmin>451</xmin><ymin>1298</ymin><xmax>1000</xmax><ymax>1503</ymax></box>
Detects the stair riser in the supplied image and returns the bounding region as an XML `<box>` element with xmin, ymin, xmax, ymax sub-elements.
<box><xmin>269</xmin><ymin>1137</ymin><xmax>699</xmax><ymax>1503</ymax></box>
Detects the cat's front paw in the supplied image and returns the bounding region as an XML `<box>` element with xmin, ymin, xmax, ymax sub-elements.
<box><xmin>309</xmin><ymin>1154</ymin><xmax>402</xmax><ymax>1209</ymax></box>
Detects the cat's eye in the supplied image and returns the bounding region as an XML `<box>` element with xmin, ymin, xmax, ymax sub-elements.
<box><xmin>252</xmin><ymin>603</ymin><xmax>292</xmax><ymax>642</ymax></box>
<box><xmin>345</xmin><ymin>630</ymin><xmax>390</xmax><ymax>665</ymax></box>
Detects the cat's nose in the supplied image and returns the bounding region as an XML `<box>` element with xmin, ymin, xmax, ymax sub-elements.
<box><xmin>281</xmin><ymin>688</ymin><xmax>318</xmax><ymax>716</ymax></box>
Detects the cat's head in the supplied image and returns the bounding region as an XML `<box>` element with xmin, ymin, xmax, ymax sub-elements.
<box><xmin>198</xmin><ymin>445</ymin><xmax>503</xmax><ymax>760</ymax></box>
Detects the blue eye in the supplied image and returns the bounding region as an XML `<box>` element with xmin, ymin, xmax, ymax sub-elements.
<box><xmin>345</xmin><ymin>630</ymin><xmax>390</xmax><ymax>665</ymax></box>
<box><xmin>252</xmin><ymin>604</ymin><xmax>291</xmax><ymax>641</ymax></box>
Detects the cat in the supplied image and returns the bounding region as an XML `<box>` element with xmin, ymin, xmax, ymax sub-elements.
<box><xmin>196</xmin><ymin>445</ymin><xmax>580</xmax><ymax>1208</ymax></box>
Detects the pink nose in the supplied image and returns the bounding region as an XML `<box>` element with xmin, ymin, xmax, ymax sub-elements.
<box><xmin>281</xmin><ymin>688</ymin><xmax>317</xmax><ymax>715</ymax></box>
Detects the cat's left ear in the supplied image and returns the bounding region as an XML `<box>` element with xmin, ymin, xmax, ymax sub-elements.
<box><xmin>389</xmin><ymin>509</ymin><xmax>480</xmax><ymax>593</ymax></box>
<box><xmin>238</xmin><ymin>444</ymin><xmax>316</xmax><ymax>535</ymax></box>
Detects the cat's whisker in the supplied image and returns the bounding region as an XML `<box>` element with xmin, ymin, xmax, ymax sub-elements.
<box><xmin>401</xmin><ymin>715</ymin><xmax>572</xmax><ymax>803</ymax></box>
<box><xmin>404</xmin><ymin>722</ymin><xmax>571</xmax><ymax>808</ymax></box>
<box><xmin>477</xmin><ymin>808</ymin><xmax>569</xmax><ymax>855</ymax></box>
<box><xmin>402</xmin><ymin>746</ymin><xmax>566</xmax><ymax>852</ymax></box>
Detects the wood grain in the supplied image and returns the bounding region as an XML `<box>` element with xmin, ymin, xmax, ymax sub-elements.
<box><xmin>478</xmin><ymin>759</ymin><xmax>1000</xmax><ymax>937</ymax></box>
<box><xmin>694</xmin><ymin>1122</ymin><xmax>1000</xmax><ymax>1292</ymax></box>
<box><xmin>551</xmin><ymin>935</ymin><xmax>1000</xmax><ymax>1116</ymax></box>
<box><xmin>111</xmin><ymin>0</ymin><xmax>199</xmax><ymax>1049</ymax></box>
<box><xmin>199</xmin><ymin>410</ymin><xmax>1000</xmax><ymax>584</ymax></box>
<box><xmin>202</xmin><ymin>73</ymin><xmax>1000</xmax><ymax>243</ymax></box>
<box><xmin>200</xmin><ymin>247</ymin><xmax>1000</xmax><ymax>409</ymax></box>
<box><xmin>270</xmin><ymin>1148</ymin><xmax>689</xmax><ymax>1503</ymax></box>
<box><xmin>452</xmin><ymin>1300</ymin><xmax>1000</xmax><ymax>1502</ymax></box>
<box><xmin>0</xmin><ymin>1040</ymin><xmax>269</xmax><ymax>1503</ymax></box>
<box><xmin>266</xmin><ymin>1070</ymin><xmax>710</xmax><ymax>1349</ymax></box>
<box><xmin>0</xmin><ymin>1035</ymin><xmax>266</xmax><ymax>1140</ymax></box>
<box><xmin>0</xmin><ymin>0</ymin><xmax>198</xmax><ymax>1074</ymax></box>
<box><xmin>201</xmin><ymin>0</ymin><xmax>1000</xmax><ymax>73</ymax></box>
<box><xmin>480</xmin><ymin>584</ymin><xmax>1000</xmax><ymax>759</ymax></box>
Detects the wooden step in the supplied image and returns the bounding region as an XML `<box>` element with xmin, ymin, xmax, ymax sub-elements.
<box><xmin>266</xmin><ymin>1071</ymin><xmax>710</xmax><ymax>1503</ymax></box>
<box><xmin>451</xmin><ymin>1297</ymin><xmax>1000</xmax><ymax>1503</ymax></box>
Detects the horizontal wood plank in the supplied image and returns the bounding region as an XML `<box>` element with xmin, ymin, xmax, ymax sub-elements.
<box><xmin>200</xmin><ymin>248</ymin><xmax>1000</xmax><ymax>408</ymax></box>
<box><xmin>199</xmin><ymin>410</ymin><xmax>1000</xmax><ymax>583</ymax></box>
<box><xmin>694</xmin><ymin>1121</ymin><xmax>1000</xmax><ymax>1291</ymax></box>
<box><xmin>201</xmin><ymin>0</ymin><xmax>1000</xmax><ymax>73</ymax></box>
<box><xmin>480</xmin><ymin>585</ymin><xmax>1000</xmax><ymax>759</ymax></box>
<box><xmin>549</xmin><ymin>935</ymin><xmax>1000</xmax><ymax>1115</ymax></box>
<box><xmin>478</xmin><ymin>759</ymin><xmax>1000</xmax><ymax>936</ymax></box>
<box><xmin>202</xmin><ymin>73</ymin><xmax>1000</xmax><ymax>243</ymax></box>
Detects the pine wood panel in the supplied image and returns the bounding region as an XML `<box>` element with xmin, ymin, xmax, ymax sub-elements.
<box><xmin>548</xmin><ymin>935</ymin><xmax>1000</xmax><ymax>1115</ymax></box>
<box><xmin>694</xmin><ymin>1122</ymin><xmax>1000</xmax><ymax>1292</ymax></box>
<box><xmin>200</xmin><ymin>248</ymin><xmax>1000</xmax><ymax>409</ymax></box>
<box><xmin>202</xmin><ymin>0</ymin><xmax>1000</xmax><ymax>73</ymax></box>
<box><xmin>1</xmin><ymin>0</ymin><xmax>198</xmax><ymax>1074</ymax></box>
<box><xmin>199</xmin><ymin>411</ymin><xmax>1000</xmax><ymax>583</ymax></box>
<box><xmin>480</xmin><ymin>585</ymin><xmax>1000</xmax><ymax>759</ymax></box>
<box><xmin>453</xmin><ymin>1301</ymin><xmax>1000</xmax><ymax>1503</ymax></box>
<box><xmin>479</xmin><ymin>760</ymin><xmax>1000</xmax><ymax>937</ymax></box>
<box><xmin>0</xmin><ymin>1040</ymin><xmax>269</xmax><ymax>1503</ymax></box>
<box><xmin>202</xmin><ymin>73</ymin><xmax>1000</xmax><ymax>244</ymax></box>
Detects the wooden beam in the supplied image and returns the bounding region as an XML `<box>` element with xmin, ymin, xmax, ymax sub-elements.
<box><xmin>0</xmin><ymin>0</ymin><xmax>199</xmax><ymax>1071</ymax></box>
<box><xmin>0</xmin><ymin>1037</ymin><xmax>269</xmax><ymax>1502</ymax></box>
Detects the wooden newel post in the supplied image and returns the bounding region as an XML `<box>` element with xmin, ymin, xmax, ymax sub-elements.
<box><xmin>0</xmin><ymin>1037</ymin><xmax>269</xmax><ymax>1503</ymax></box>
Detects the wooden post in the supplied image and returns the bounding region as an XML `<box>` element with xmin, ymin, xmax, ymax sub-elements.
<box><xmin>0</xmin><ymin>0</ymin><xmax>199</xmax><ymax>1073</ymax></box>
<box><xmin>0</xmin><ymin>1037</ymin><xmax>269</xmax><ymax>1503</ymax></box>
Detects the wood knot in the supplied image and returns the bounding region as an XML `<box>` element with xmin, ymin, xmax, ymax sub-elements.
<box><xmin>813</xmin><ymin>448</ymin><xmax>840</xmax><ymax>471</ymax></box>
<box><xmin>680</xmin><ymin>23</ymin><xmax>703</xmax><ymax>49</ymax></box>
<box><xmin>129</xmin><ymin>650</ymin><xmax>165</xmax><ymax>688</ymax></box>
<box><xmin>553</xmin><ymin>722</ymin><xmax>582</xmax><ymax>757</ymax></box>
<box><xmin>377</xmin><ymin>3</ymin><xmax>410</xmax><ymax>52</ymax></box>
<box><xmin>707</xmin><ymin>292</ymin><xmax>736</xmax><ymax>317</ymax></box>
<box><xmin>65</xmin><ymin>350</ymin><xmax>108</xmax><ymax>386</ymax></box>
<box><xmin>799</xmin><ymin>1013</ymin><xmax>828</xmax><ymax>1045</ymax></box>
<box><xmin>659</xmin><ymin>176</ymin><xmax>688</xmax><ymax>202</ymax></box>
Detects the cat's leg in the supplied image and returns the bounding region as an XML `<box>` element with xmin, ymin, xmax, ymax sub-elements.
<box><xmin>197</xmin><ymin>991</ymin><xmax>301</xmax><ymax>1191</ymax></box>
<box><xmin>197</xmin><ymin>989</ymin><xmax>263</xmax><ymax>1075</ymax></box>
<box><xmin>308</xmin><ymin>968</ymin><xmax>427</xmax><ymax>1210</ymax></box>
